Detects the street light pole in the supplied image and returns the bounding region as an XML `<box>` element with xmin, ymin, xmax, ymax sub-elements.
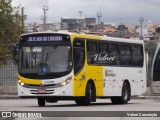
<box><xmin>139</xmin><ymin>16</ymin><xmax>144</xmax><ymax>40</ymax></box>
<box><xmin>97</xmin><ymin>12</ymin><xmax>102</xmax><ymax>31</ymax></box>
<box><xmin>42</xmin><ymin>5</ymin><xmax>49</xmax><ymax>31</ymax></box>
<box><xmin>78</xmin><ymin>11</ymin><xmax>82</xmax><ymax>32</ymax></box>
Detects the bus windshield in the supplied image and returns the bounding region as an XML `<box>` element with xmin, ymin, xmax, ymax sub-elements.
<box><xmin>19</xmin><ymin>45</ymin><xmax>72</xmax><ymax>74</ymax></box>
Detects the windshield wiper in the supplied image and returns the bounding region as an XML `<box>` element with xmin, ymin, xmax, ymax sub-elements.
<box><xmin>42</xmin><ymin>46</ymin><xmax>57</xmax><ymax>66</ymax></box>
<box><xmin>44</xmin><ymin>52</ymin><xmax>49</xmax><ymax>65</ymax></box>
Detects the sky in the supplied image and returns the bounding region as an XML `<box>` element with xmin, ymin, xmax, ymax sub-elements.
<box><xmin>11</xmin><ymin>0</ymin><xmax>160</xmax><ymax>26</ymax></box>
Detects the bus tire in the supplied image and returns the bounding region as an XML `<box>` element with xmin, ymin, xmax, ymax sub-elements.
<box><xmin>75</xmin><ymin>82</ymin><xmax>92</xmax><ymax>106</ymax></box>
<box><xmin>46</xmin><ymin>100</ymin><xmax>58</xmax><ymax>103</ymax></box>
<box><xmin>111</xmin><ymin>82</ymin><xmax>130</xmax><ymax>104</ymax></box>
<box><xmin>38</xmin><ymin>98</ymin><xmax>45</xmax><ymax>107</ymax></box>
<box><xmin>75</xmin><ymin>97</ymin><xmax>84</xmax><ymax>105</ymax></box>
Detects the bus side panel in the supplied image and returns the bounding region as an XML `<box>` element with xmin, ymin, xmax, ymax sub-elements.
<box><xmin>103</xmin><ymin>66</ymin><xmax>146</xmax><ymax>97</ymax></box>
<box><xmin>73</xmin><ymin>65</ymin><xmax>103</xmax><ymax>97</ymax></box>
<box><xmin>73</xmin><ymin>70</ymin><xmax>86</xmax><ymax>97</ymax></box>
<box><xmin>85</xmin><ymin>65</ymin><xmax>103</xmax><ymax>97</ymax></box>
<box><xmin>103</xmin><ymin>67</ymin><xmax>123</xmax><ymax>97</ymax></box>
<box><xmin>97</xmin><ymin>66</ymin><xmax>103</xmax><ymax>96</ymax></box>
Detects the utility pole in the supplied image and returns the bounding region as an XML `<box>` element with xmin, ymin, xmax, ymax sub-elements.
<box><xmin>97</xmin><ymin>9</ymin><xmax>102</xmax><ymax>31</ymax></box>
<box><xmin>79</xmin><ymin>11</ymin><xmax>82</xmax><ymax>17</ymax></box>
<box><xmin>78</xmin><ymin>11</ymin><xmax>82</xmax><ymax>32</ymax></box>
<box><xmin>21</xmin><ymin>7</ymin><xmax>27</xmax><ymax>33</ymax></box>
<box><xmin>41</xmin><ymin>0</ymin><xmax>49</xmax><ymax>31</ymax></box>
<box><xmin>139</xmin><ymin>15</ymin><xmax>144</xmax><ymax>40</ymax></box>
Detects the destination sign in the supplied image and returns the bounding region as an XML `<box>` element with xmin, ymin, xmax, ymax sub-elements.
<box><xmin>27</xmin><ymin>36</ymin><xmax>63</xmax><ymax>42</ymax></box>
<box><xmin>20</xmin><ymin>34</ymin><xmax>70</xmax><ymax>43</ymax></box>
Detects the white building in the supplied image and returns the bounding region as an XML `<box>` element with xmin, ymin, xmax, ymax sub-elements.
<box><xmin>25</xmin><ymin>22</ymin><xmax>61</xmax><ymax>33</ymax></box>
<box><xmin>61</xmin><ymin>17</ymin><xmax>86</xmax><ymax>30</ymax></box>
<box><xmin>136</xmin><ymin>20</ymin><xmax>155</xmax><ymax>40</ymax></box>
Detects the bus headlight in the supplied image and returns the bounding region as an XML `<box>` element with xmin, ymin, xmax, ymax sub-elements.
<box><xmin>59</xmin><ymin>77</ymin><xmax>72</xmax><ymax>87</ymax></box>
<box><xmin>18</xmin><ymin>79</ymin><xmax>28</xmax><ymax>87</ymax></box>
<box><xmin>61</xmin><ymin>81</ymin><xmax>67</xmax><ymax>86</ymax></box>
<box><xmin>20</xmin><ymin>82</ymin><xmax>25</xmax><ymax>86</ymax></box>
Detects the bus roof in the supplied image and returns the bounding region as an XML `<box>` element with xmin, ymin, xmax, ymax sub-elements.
<box><xmin>20</xmin><ymin>31</ymin><xmax>144</xmax><ymax>44</ymax></box>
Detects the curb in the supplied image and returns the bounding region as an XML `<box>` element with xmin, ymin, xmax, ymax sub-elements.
<box><xmin>131</xmin><ymin>96</ymin><xmax>160</xmax><ymax>100</ymax></box>
<box><xmin>0</xmin><ymin>94</ymin><xmax>160</xmax><ymax>100</ymax></box>
<box><xmin>0</xmin><ymin>94</ymin><xmax>19</xmax><ymax>99</ymax></box>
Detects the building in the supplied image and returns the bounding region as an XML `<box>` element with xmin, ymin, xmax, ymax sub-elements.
<box><xmin>60</xmin><ymin>17</ymin><xmax>97</xmax><ymax>31</ymax></box>
<box><xmin>136</xmin><ymin>20</ymin><xmax>159</xmax><ymax>40</ymax></box>
<box><xmin>24</xmin><ymin>22</ymin><xmax>61</xmax><ymax>33</ymax></box>
<box><xmin>85</xmin><ymin>18</ymin><xmax>96</xmax><ymax>24</ymax></box>
<box><xmin>61</xmin><ymin>17</ymin><xmax>86</xmax><ymax>30</ymax></box>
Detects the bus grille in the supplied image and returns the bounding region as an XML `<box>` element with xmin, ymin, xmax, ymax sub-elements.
<box><xmin>30</xmin><ymin>89</ymin><xmax>54</xmax><ymax>94</ymax></box>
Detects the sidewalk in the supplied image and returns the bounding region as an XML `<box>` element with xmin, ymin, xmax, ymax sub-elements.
<box><xmin>134</xmin><ymin>95</ymin><xmax>160</xmax><ymax>100</ymax></box>
<box><xmin>0</xmin><ymin>94</ymin><xmax>18</xmax><ymax>99</ymax></box>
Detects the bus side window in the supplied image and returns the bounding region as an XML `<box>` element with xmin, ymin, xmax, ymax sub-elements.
<box><xmin>120</xmin><ymin>44</ymin><xmax>132</xmax><ymax>66</ymax></box>
<box><xmin>99</xmin><ymin>41</ymin><xmax>109</xmax><ymax>65</ymax></box>
<box><xmin>87</xmin><ymin>40</ymin><xmax>97</xmax><ymax>65</ymax></box>
<box><xmin>99</xmin><ymin>42</ymin><xmax>108</xmax><ymax>53</ymax></box>
<box><xmin>108</xmin><ymin>43</ymin><xmax>120</xmax><ymax>66</ymax></box>
<box><xmin>132</xmin><ymin>45</ymin><xmax>144</xmax><ymax>67</ymax></box>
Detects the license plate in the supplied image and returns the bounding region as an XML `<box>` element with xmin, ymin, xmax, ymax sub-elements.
<box><xmin>42</xmin><ymin>80</ymin><xmax>54</xmax><ymax>85</ymax></box>
<box><xmin>37</xmin><ymin>89</ymin><xmax>46</xmax><ymax>93</ymax></box>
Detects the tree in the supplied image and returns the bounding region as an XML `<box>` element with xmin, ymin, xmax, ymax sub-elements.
<box><xmin>117</xmin><ymin>23</ymin><xmax>128</xmax><ymax>32</ymax></box>
<box><xmin>145</xmin><ymin>42</ymin><xmax>157</xmax><ymax>56</ymax></box>
<box><xmin>156</xmin><ymin>27</ymin><xmax>160</xmax><ymax>33</ymax></box>
<box><xmin>0</xmin><ymin>0</ymin><xmax>23</xmax><ymax>65</ymax></box>
<box><xmin>117</xmin><ymin>23</ymin><xmax>128</xmax><ymax>38</ymax></box>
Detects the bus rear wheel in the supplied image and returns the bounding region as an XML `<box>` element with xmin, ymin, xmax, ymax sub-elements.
<box><xmin>38</xmin><ymin>98</ymin><xmax>45</xmax><ymax>107</ymax></box>
<box><xmin>75</xmin><ymin>83</ymin><xmax>93</xmax><ymax>106</ymax></box>
<box><xmin>111</xmin><ymin>82</ymin><xmax>130</xmax><ymax>104</ymax></box>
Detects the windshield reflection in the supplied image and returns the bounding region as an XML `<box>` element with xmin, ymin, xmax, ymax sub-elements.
<box><xmin>19</xmin><ymin>45</ymin><xmax>72</xmax><ymax>73</ymax></box>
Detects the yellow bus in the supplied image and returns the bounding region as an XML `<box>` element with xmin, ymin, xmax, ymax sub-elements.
<box><xmin>11</xmin><ymin>31</ymin><xmax>146</xmax><ymax>106</ymax></box>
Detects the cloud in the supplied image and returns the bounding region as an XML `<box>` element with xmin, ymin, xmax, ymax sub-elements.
<box><xmin>12</xmin><ymin>0</ymin><xmax>160</xmax><ymax>25</ymax></box>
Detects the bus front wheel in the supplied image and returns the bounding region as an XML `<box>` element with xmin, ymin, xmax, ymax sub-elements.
<box><xmin>111</xmin><ymin>82</ymin><xmax>130</xmax><ymax>104</ymax></box>
<box><xmin>38</xmin><ymin>98</ymin><xmax>45</xmax><ymax>107</ymax></box>
<box><xmin>75</xmin><ymin>83</ymin><xmax>92</xmax><ymax>106</ymax></box>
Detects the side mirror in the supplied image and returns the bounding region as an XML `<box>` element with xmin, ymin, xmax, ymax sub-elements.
<box><xmin>11</xmin><ymin>42</ymin><xmax>19</xmax><ymax>64</ymax></box>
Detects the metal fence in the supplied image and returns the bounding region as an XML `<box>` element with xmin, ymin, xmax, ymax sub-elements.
<box><xmin>0</xmin><ymin>60</ymin><xmax>17</xmax><ymax>86</ymax></box>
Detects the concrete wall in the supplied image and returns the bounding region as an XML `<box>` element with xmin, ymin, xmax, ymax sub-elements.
<box><xmin>0</xmin><ymin>86</ymin><xmax>17</xmax><ymax>94</ymax></box>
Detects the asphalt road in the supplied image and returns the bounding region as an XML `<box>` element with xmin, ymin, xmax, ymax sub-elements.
<box><xmin>0</xmin><ymin>98</ymin><xmax>160</xmax><ymax>120</ymax></box>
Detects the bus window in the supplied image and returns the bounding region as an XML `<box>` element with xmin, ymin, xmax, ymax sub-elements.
<box><xmin>87</xmin><ymin>40</ymin><xmax>98</xmax><ymax>65</ymax></box>
<box><xmin>99</xmin><ymin>42</ymin><xmax>108</xmax><ymax>53</ymax></box>
<box><xmin>132</xmin><ymin>45</ymin><xmax>143</xmax><ymax>67</ymax></box>
<box><xmin>120</xmin><ymin>44</ymin><xmax>132</xmax><ymax>66</ymax></box>
<box><xmin>109</xmin><ymin>43</ymin><xmax>120</xmax><ymax>66</ymax></box>
<box><xmin>87</xmin><ymin>41</ymin><xmax>97</xmax><ymax>52</ymax></box>
<box><xmin>98</xmin><ymin>41</ymin><xmax>110</xmax><ymax>65</ymax></box>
